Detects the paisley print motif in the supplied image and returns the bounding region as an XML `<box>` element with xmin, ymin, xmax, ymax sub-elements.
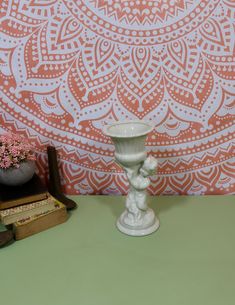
<box><xmin>0</xmin><ymin>0</ymin><xmax>234</xmax><ymax>195</ymax></box>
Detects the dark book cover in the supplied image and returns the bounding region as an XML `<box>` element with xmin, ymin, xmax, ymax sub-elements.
<box><xmin>0</xmin><ymin>174</ymin><xmax>48</xmax><ymax>210</ymax></box>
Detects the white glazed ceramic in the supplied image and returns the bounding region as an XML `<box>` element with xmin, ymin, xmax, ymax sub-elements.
<box><xmin>103</xmin><ymin>120</ymin><xmax>160</xmax><ymax>236</ymax></box>
<box><xmin>0</xmin><ymin>160</ymin><xmax>35</xmax><ymax>186</ymax></box>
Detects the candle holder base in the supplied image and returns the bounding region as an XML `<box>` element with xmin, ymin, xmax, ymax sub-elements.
<box><xmin>116</xmin><ymin>208</ymin><xmax>160</xmax><ymax>236</ymax></box>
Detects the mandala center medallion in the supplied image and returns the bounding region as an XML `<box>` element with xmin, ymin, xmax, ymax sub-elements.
<box><xmin>64</xmin><ymin>0</ymin><xmax>220</xmax><ymax>44</ymax></box>
<box><xmin>87</xmin><ymin>0</ymin><xmax>193</xmax><ymax>25</ymax></box>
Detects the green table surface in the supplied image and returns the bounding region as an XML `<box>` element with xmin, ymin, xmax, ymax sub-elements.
<box><xmin>0</xmin><ymin>195</ymin><xmax>235</xmax><ymax>305</ymax></box>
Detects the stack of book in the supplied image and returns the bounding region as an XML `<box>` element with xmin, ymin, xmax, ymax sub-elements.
<box><xmin>0</xmin><ymin>175</ymin><xmax>68</xmax><ymax>240</ymax></box>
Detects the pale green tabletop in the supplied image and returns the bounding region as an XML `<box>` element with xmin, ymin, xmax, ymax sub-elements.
<box><xmin>0</xmin><ymin>195</ymin><xmax>234</xmax><ymax>305</ymax></box>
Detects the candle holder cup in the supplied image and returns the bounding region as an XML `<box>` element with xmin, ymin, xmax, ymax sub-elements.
<box><xmin>103</xmin><ymin>121</ymin><xmax>160</xmax><ymax>236</ymax></box>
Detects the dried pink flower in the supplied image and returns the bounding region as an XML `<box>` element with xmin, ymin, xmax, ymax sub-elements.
<box><xmin>0</xmin><ymin>132</ymin><xmax>36</xmax><ymax>169</ymax></box>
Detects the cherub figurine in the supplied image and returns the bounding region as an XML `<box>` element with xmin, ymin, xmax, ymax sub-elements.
<box><xmin>124</xmin><ymin>156</ymin><xmax>158</xmax><ymax>225</ymax></box>
<box><xmin>140</xmin><ymin>156</ymin><xmax>158</xmax><ymax>177</ymax></box>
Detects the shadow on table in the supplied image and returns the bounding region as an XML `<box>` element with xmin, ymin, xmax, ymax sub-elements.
<box><xmin>149</xmin><ymin>195</ymin><xmax>189</xmax><ymax>216</ymax></box>
<box><xmin>96</xmin><ymin>195</ymin><xmax>125</xmax><ymax>219</ymax></box>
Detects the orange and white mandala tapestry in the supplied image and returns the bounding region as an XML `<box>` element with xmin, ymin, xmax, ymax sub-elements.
<box><xmin>0</xmin><ymin>0</ymin><xmax>234</xmax><ymax>195</ymax></box>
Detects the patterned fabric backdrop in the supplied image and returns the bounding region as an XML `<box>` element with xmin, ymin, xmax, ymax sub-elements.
<box><xmin>0</xmin><ymin>0</ymin><xmax>234</xmax><ymax>195</ymax></box>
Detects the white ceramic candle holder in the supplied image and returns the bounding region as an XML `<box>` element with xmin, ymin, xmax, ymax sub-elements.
<box><xmin>103</xmin><ymin>120</ymin><xmax>160</xmax><ymax>236</ymax></box>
